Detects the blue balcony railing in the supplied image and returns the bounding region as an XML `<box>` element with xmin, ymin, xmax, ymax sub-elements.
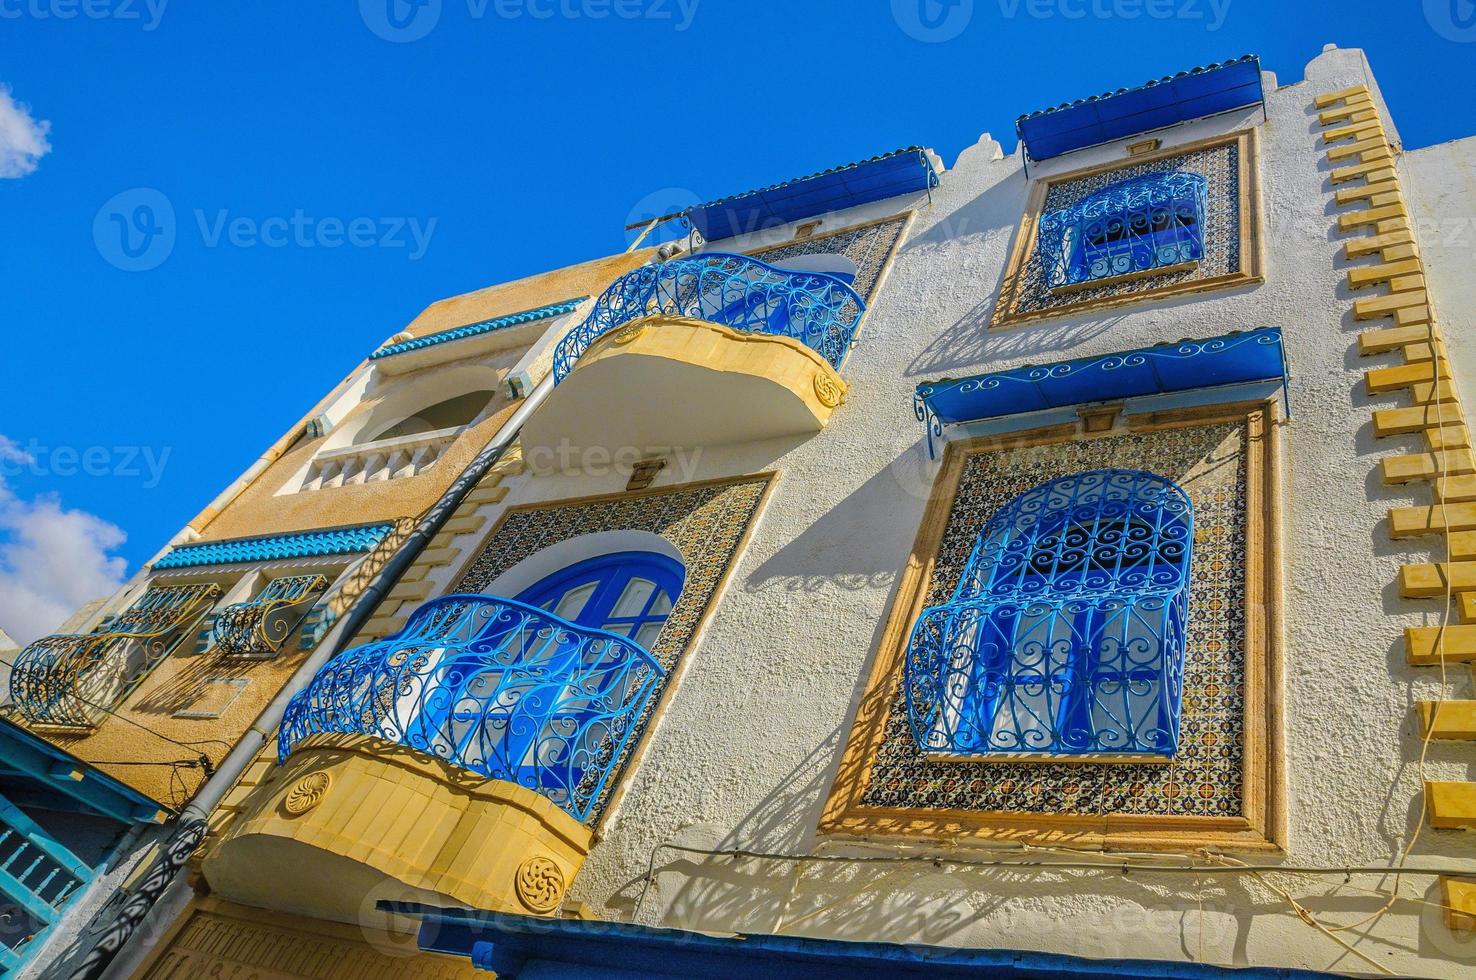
<box><xmin>551</xmin><ymin>253</ymin><xmax>866</xmax><ymax>382</ymax></box>
<box><xmin>278</xmin><ymin>594</ymin><xmax>665</xmax><ymax>822</ymax></box>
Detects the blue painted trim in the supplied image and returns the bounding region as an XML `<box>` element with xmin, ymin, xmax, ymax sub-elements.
<box><xmin>1016</xmin><ymin>56</ymin><xmax>1264</xmax><ymax>162</ymax></box>
<box><xmin>515</xmin><ymin>551</ymin><xmax>685</xmax><ymax>634</ymax></box>
<box><xmin>396</xmin><ymin>905</ymin><xmax>1332</xmax><ymax>979</ymax></box>
<box><xmin>0</xmin><ymin>718</ymin><xmax>168</xmax><ymax>825</ymax></box>
<box><xmin>370</xmin><ymin>298</ymin><xmax>588</xmax><ymax>359</ymax></box>
<box><xmin>913</xmin><ymin>328</ymin><xmax>1288</xmax><ymax>458</ymax></box>
<box><xmin>153</xmin><ymin>522</ymin><xmax>394</xmax><ymax>570</ymax></box>
<box><xmin>682</xmin><ymin>147</ymin><xmax>939</xmax><ymax>242</ymax></box>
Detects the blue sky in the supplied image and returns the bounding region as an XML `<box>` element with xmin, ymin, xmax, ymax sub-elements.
<box><xmin>0</xmin><ymin>0</ymin><xmax>1472</xmax><ymax>640</ymax></box>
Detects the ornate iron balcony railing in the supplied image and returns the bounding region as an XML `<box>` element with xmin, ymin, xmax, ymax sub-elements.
<box><xmin>278</xmin><ymin>594</ymin><xmax>665</xmax><ymax>822</ymax></box>
<box><xmin>550</xmin><ymin>252</ymin><xmax>866</xmax><ymax>382</ymax></box>
<box><xmin>11</xmin><ymin>584</ymin><xmax>222</xmax><ymax>728</ymax></box>
<box><xmin>904</xmin><ymin>469</ymin><xmax>1193</xmax><ymax>758</ymax></box>
<box><xmin>212</xmin><ymin>574</ymin><xmax>328</xmax><ymax>656</ymax></box>
<box><xmin>1037</xmin><ymin>171</ymin><xmax>1208</xmax><ymax>289</ymax></box>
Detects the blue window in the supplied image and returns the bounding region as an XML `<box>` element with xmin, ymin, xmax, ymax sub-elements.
<box><xmin>1037</xmin><ymin>171</ymin><xmax>1208</xmax><ymax>289</ymax></box>
<box><xmin>515</xmin><ymin>551</ymin><xmax>684</xmax><ymax>651</ymax></box>
<box><xmin>905</xmin><ymin>469</ymin><xmax>1193</xmax><ymax>758</ymax></box>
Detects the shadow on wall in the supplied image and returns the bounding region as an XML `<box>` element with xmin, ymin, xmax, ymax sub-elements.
<box><xmin>743</xmin><ymin>447</ymin><xmax>932</xmax><ymax>594</ymax></box>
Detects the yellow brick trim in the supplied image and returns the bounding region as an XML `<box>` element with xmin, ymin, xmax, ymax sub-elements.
<box><xmin>1419</xmin><ymin>701</ymin><xmax>1476</xmax><ymax>740</ymax></box>
<box><xmin>1348</xmin><ymin>258</ymin><xmax>1424</xmax><ymax>289</ymax></box>
<box><xmin>1389</xmin><ymin>501</ymin><xmax>1476</xmax><ymax>537</ymax></box>
<box><xmin>1366</xmin><ymin>359</ymin><xmax>1451</xmax><ymax>395</ymax></box>
<box><xmin>1314</xmin><ymin>84</ymin><xmax>1370</xmax><ymax>109</ymax></box>
<box><xmin>1317</xmin><ymin>101</ymin><xmax>1375</xmax><ymax>126</ymax></box>
<box><xmin>386</xmin><ymin>579</ymin><xmax>434</xmax><ymax>603</ymax></box>
<box><xmin>1331</xmin><ymin>158</ymin><xmax>1397</xmax><ymax>184</ymax></box>
<box><xmin>1354</xmin><ymin>289</ymin><xmax>1429</xmax><ymax>321</ymax></box>
<box><xmin>1381</xmin><ymin>450</ymin><xmax>1476</xmax><ymax>485</ymax></box>
<box><xmin>417</xmin><ymin>545</ymin><xmax>461</xmax><ymax>567</ymax></box>
<box><xmin>1359</xmin><ymin>324</ymin><xmax>1432</xmax><ymax>355</ymax></box>
<box><xmin>1426</xmin><ymin>425</ymin><xmax>1472</xmax><ymax>452</ymax></box>
<box><xmin>1441</xmin><ymin>877</ymin><xmax>1476</xmax><ymax>931</ymax></box>
<box><xmin>1334</xmin><ymin>180</ymin><xmax>1402</xmax><ymax>205</ymax></box>
<box><xmin>1322</xmin><ymin>119</ymin><xmax>1386</xmax><ymax>144</ymax></box>
<box><xmin>1373</xmin><ymin>404</ymin><xmax>1465</xmax><ymax>438</ymax></box>
<box><xmin>1405</xmin><ymin>624</ymin><xmax>1476</xmax><ymax>665</ymax></box>
<box><xmin>1346</xmin><ymin>229</ymin><xmax>1416</xmax><ymax>259</ymax></box>
<box><xmin>1448</xmin><ymin>531</ymin><xmax>1476</xmax><ymax>562</ymax></box>
<box><xmin>463</xmin><ymin>484</ymin><xmax>511</xmax><ymax>506</ymax></box>
<box><xmin>1435</xmin><ymin>476</ymin><xmax>1476</xmax><ymax>503</ymax></box>
<box><xmin>1326</xmin><ymin>135</ymin><xmax>1391</xmax><ymax>162</ymax></box>
<box><xmin>1400</xmin><ymin>562</ymin><xmax>1476</xmax><ymax>598</ymax></box>
<box><xmin>1426</xmin><ymin>781</ymin><xmax>1476</xmax><ymax>829</ymax></box>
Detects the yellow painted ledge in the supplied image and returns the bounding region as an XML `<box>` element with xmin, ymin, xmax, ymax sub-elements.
<box><xmin>203</xmin><ymin>733</ymin><xmax>593</xmax><ymax>925</ymax></box>
<box><xmin>1418</xmin><ymin>701</ymin><xmax>1476</xmax><ymax>740</ymax></box>
<box><xmin>1426</xmin><ymin>780</ymin><xmax>1476</xmax><ymax>829</ymax></box>
<box><xmin>1444</xmin><ymin>877</ymin><xmax>1476</xmax><ymax>931</ymax></box>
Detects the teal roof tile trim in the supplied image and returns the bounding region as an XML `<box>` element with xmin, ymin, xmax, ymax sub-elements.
<box><xmin>370</xmin><ymin>298</ymin><xmax>588</xmax><ymax>360</ymax></box>
<box><xmin>153</xmin><ymin>522</ymin><xmax>395</xmax><ymax>570</ymax></box>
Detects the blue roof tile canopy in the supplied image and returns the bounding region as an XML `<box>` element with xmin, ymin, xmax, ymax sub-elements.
<box><xmin>0</xmin><ymin>718</ymin><xmax>168</xmax><ymax>825</ymax></box>
<box><xmin>681</xmin><ymin>147</ymin><xmax>939</xmax><ymax>243</ymax></box>
<box><xmin>370</xmin><ymin>298</ymin><xmax>587</xmax><ymax>359</ymax></box>
<box><xmin>1016</xmin><ymin>56</ymin><xmax>1264</xmax><ymax>162</ymax></box>
<box><xmin>153</xmin><ymin>522</ymin><xmax>395</xmax><ymax>570</ymax></box>
<box><xmin>915</xmin><ymin>327</ymin><xmax>1287</xmax><ymax>454</ymax></box>
<box><xmin>397</xmin><ymin>904</ymin><xmax>1329</xmax><ymax>979</ymax></box>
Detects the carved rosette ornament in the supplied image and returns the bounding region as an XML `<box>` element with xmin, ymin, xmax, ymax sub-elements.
<box><xmin>813</xmin><ymin>372</ymin><xmax>845</xmax><ymax>409</ymax></box>
<box><xmin>514</xmin><ymin>856</ymin><xmax>565</xmax><ymax>913</ymax></box>
<box><xmin>610</xmin><ymin>321</ymin><xmax>647</xmax><ymax>346</ymax></box>
<box><xmin>282</xmin><ymin>772</ymin><xmax>331</xmax><ymax>816</ymax></box>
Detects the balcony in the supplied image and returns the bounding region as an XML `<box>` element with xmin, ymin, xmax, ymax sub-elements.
<box><xmin>211</xmin><ymin>574</ymin><xmax>328</xmax><ymax>657</ymax></box>
<box><xmin>10</xmin><ymin>584</ymin><xmax>222</xmax><ymax>729</ymax></box>
<box><xmin>202</xmin><ymin>595</ymin><xmax>664</xmax><ymax>921</ymax></box>
<box><xmin>297</xmin><ymin>427</ymin><xmax>459</xmax><ymax>492</ymax></box>
<box><xmin>522</xmin><ymin>253</ymin><xmax>865</xmax><ymax>467</ymax></box>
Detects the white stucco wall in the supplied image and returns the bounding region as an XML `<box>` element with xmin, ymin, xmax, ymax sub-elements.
<box><xmin>439</xmin><ymin>45</ymin><xmax>1476</xmax><ymax>977</ymax></box>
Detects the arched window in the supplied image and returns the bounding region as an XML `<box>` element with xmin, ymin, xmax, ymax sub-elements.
<box><xmin>514</xmin><ymin>551</ymin><xmax>684</xmax><ymax>650</ymax></box>
<box><xmin>397</xmin><ymin>551</ymin><xmax>684</xmax><ymax>808</ymax></box>
<box><xmin>905</xmin><ymin>469</ymin><xmax>1193</xmax><ymax>758</ymax></box>
<box><xmin>1037</xmin><ymin>171</ymin><xmax>1208</xmax><ymax>289</ymax></box>
<box><xmin>364</xmin><ymin>389</ymin><xmax>498</xmax><ymax>443</ymax></box>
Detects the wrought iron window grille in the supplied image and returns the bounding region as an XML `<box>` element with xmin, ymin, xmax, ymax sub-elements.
<box><xmin>904</xmin><ymin>469</ymin><xmax>1193</xmax><ymax>759</ymax></box>
<box><xmin>1037</xmin><ymin>171</ymin><xmax>1209</xmax><ymax>290</ymax></box>
<box><xmin>278</xmin><ymin>593</ymin><xmax>665</xmax><ymax>823</ymax></box>
<box><xmin>211</xmin><ymin>575</ymin><xmax>329</xmax><ymax>657</ymax></box>
<box><xmin>10</xmin><ymin>584</ymin><xmax>223</xmax><ymax>729</ymax></box>
<box><xmin>551</xmin><ymin>252</ymin><xmax>866</xmax><ymax>382</ymax></box>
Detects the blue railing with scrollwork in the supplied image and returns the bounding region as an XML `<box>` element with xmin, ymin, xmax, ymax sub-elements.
<box><xmin>905</xmin><ymin>469</ymin><xmax>1193</xmax><ymax>758</ymax></box>
<box><xmin>278</xmin><ymin>594</ymin><xmax>665</xmax><ymax>822</ymax></box>
<box><xmin>551</xmin><ymin>253</ymin><xmax>866</xmax><ymax>382</ymax></box>
<box><xmin>1038</xmin><ymin>171</ymin><xmax>1208</xmax><ymax>289</ymax></box>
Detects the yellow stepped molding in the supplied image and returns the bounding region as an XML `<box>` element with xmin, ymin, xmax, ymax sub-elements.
<box><xmin>1381</xmin><ymin>451</ymin><xmax>1476</xmax><ymax>485</ymax></box>
<box><xmin>1373</xmin><ymin>404</ymin><xmax>1464</xmax><ymax>438</ymax></box>
<box><xmin>1443</xmin><ymin>877</ymin><xmax>1476</xmax><ymax>931</ymax></box>
<box><xmin>1401</xmin><ymin>562</ymin><xmax>1476</xmax><ymax>598</ymax></box>
<box><xmin>1405</xmin><ymin>625</ymin><xmax>1476</xmax><ymax>666</ymax></box>
<box><xmin>1366</xmin><ymin>359</ymin><xmax>1451</xmax><ymax>395</ymax></box>
<box><xmin>1389</xmin><ymin>502</ymin><xmax>1476</xmax><ymax>537</ymax></box>
<box><xmin>1426</xmin><ymin>781</ymin><xmax>1476</xmax><ymax>829</ymax></box>
<box><xmin>1418</xmin><ymin>701</ymin><xmax>1476</xmax><ymax>740</ymax></box>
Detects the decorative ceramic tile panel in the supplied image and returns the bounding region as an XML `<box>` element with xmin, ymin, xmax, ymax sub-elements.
<box><xmin>748</xmin><ymin>213</ymin><xmax>909</xmax><ymax>304</ymax></box>
<box><xmin>1005</xmin><ymin>141</ymin><xmax>1242</xmax><ymax>320</ymax></box>
<box><xmin>861</xmin><ymin>423</ymin><xmax>1247</xmax><ymax>818</ymax></box>
<box><xmin>455</xmin><ymin>476</ymin><xmax>770</xmax><ymax>819</ymax></box>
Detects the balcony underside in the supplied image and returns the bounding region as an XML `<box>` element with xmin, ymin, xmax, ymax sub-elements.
<box><xmin>523</xmin><ymin>315</ymin><xmax>847</xmax><ymax>471</ymax></box>
<box><xmin>202</xmin><ymin>734</ymin><xmax>592</xmax><ymax>925</ymax></box>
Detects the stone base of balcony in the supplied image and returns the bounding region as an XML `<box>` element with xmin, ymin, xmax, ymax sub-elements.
<box><xmin>202</xmin><ymin>733</ymin><xmax>592</xmax><ymax>925</ymax></box>
<box><xmin>522</xmin><ymin>315</ymin><xmax>848</xmax><ymax>472</ymax></box>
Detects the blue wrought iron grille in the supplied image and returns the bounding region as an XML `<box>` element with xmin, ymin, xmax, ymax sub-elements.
<box><xmin>278</xmin><ymin>594</ymin><xmax>665</xmax><ymax>822</ymax></box>
<box><xmin>905</xmin><ymin>469</ymin><xmax>1194</xmax><ymax>758</ymax></box>
<box><xmin>551</xmin><ymin>252</ymin><xmax>865</xmax><ymax>382</ymax></box>
<box><xmin>1037</xmin><ymin>172</ymin><xmax>1208</xmax><ymax>289</ymax></box>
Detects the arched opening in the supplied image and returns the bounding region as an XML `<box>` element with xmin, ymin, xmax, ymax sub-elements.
<box><xmin>361</xmin><ymin>389</ymin><xmax>498</xmax><ymax>443</ymax></box>
<box><xmin>906</xmin><ymin>468</ymin><xmax>1194</xmax><ymax>758</ymax></box>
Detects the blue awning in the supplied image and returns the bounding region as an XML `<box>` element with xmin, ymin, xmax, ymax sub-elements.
<box><xmin>1016</xmin><ymin>56</ymin><xmax>1264</xmax><ymax>162</ymax></box>
<box><xmin>0</xmin><ymin>718</ymin><xmax>169</xmax><ymax>825</ymax></box>
<box><xmin>395</xmin><ymin>904</ymin><xmax>1327</xmax><ymax>979</ymax></box>
<box><xmin>682</xmin><ymin>147</ymin><xmax>939</xmax><ymax>243</ymax></box>
<box><xmin>915</xmin><ymin>328</ymin><xmax>1287</xmax><ymax>452</ymax></box>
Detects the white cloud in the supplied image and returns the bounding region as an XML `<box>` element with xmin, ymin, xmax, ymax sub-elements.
<box><xmin>0</xmin><ymin>435</ymin><xmax>128</xmax><ymax>645</ymax></box>
<box><xmin>0</xmin><ymin>84</ymin><xmax>51</xmax><ymax>179</ymax></box>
